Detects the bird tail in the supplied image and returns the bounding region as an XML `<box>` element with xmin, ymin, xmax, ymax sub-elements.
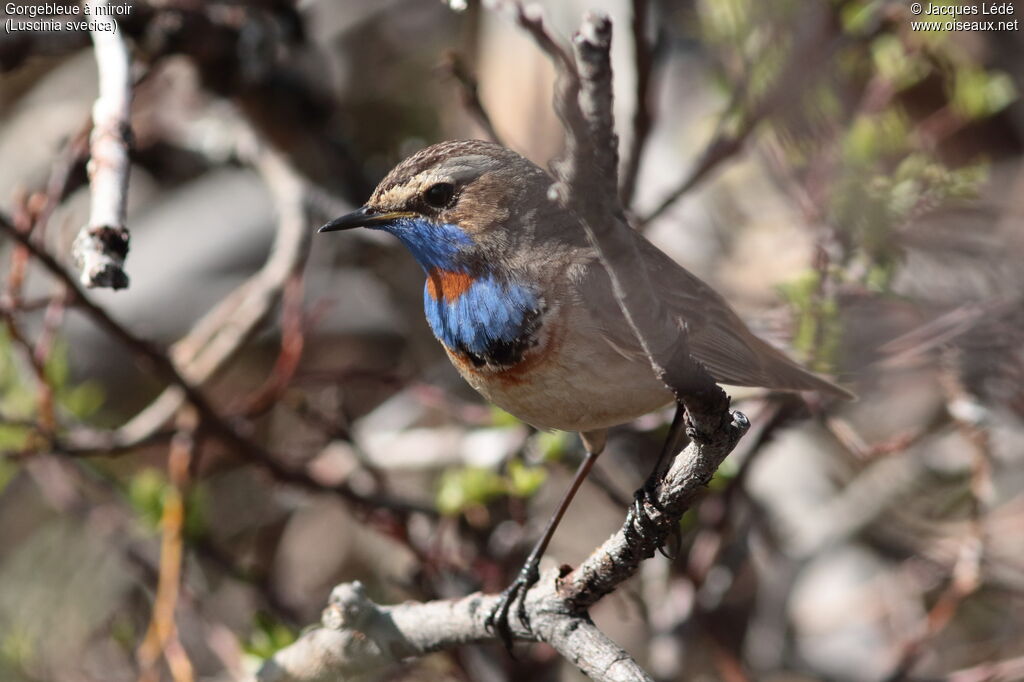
<box><xmin>748</xmin><ymin>334</ymin><xmax>855</xmax><ymax>399</ymax></box>
<box><xmin>689</xmin><ymin>314</ymin><xmax>856</xmax><ymax>400</ymax></box>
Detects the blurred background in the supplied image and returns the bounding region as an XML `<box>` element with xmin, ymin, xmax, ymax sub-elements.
<box><xmin>1</xmin><ymin>0</ymin><xmax>1023</xmax><ymax>680</ymax></box>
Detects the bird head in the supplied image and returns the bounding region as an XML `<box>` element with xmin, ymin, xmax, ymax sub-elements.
<box><xmin>318</xmin><ymin>140</ymin><xmax>559</xmax><ymax>273</ymax></box>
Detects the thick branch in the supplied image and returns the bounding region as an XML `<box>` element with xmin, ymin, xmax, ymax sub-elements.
<box><xmin>72</xmin><ymin>0</ymin><xmax>133</xmax><ymax>290</ymax></box>
<box><xmin>259</xmin><ymin>404</ymin><xmax>749</xmax><ymax>681</ymax></box>
<box><xmin>561</xmin><ymin>411</ymin><xmax>749</xmax><ymax>609</ymax></box>
<box><xmin>260</xmin><ymin>571</ymin><xmax>651</xmax><ymax>682</ymax></box>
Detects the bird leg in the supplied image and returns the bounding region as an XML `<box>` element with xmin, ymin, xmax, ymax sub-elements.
<box><xmin>485</xmin><ymin>440</ymin><xmax>603</xmax><ymax>652</ymax></box>
<box><xmin>624</xmin><ymin>403</ymin><xmax>688</xmax><ymax>549</ymax></box>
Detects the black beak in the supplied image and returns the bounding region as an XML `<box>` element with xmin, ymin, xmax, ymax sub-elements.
<box><xmin>318</xmin><ymin>206</ymin><xmax>410</xmax><ymax>233</ymax></box>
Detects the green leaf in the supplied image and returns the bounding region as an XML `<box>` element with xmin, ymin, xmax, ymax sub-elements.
<box><xmin>42</xmin><ymin>340</ymin><xmax>70</xmax><ymax>389</ymax></box>
<box><xmin>952</xmin><ymin>67</ymin><xmax>1016</xmax><ymax>120</ymax></box>
<box><xmin>243</xmin><ymin>612</ymin><xmax>297</xmax><ymax>659</ymax></box>
<box><xmin>128</xmin><ymin>469</ymin><xmax>169</xmax><ymax>531</ymax></box>
<box><xmin>507</xmin><ymin>459</ymin><xmax>547</xmax><ymax>499</ymax></box>
<box><xmin>58</xmin><ymin>381</ymin><xmax>105</xmax><ymax>419</ymax></box>
<box><xmin>435</xmin><ymin>466</ymin><xmax>508</xmax><ymax>515</ymax></box>
<box><xmin>184</xmin><ymin>483</ymin><xmax>208</xmax><ymax>541</ymax></box>
<box><xmin>0</xmin><ymin>425</ymin><xmax>30</xmax><ymax>453</ymax></box>
<box><xmin>0</xmin><ymin>625</ymin><xmax>33</xmax><ymax>669</ymax></box>
<box><xmin>535</xmin><ymin>431</ymin><xmax>571</xmax><ymax>463</ymax></box>
<box><xmin>778</xmin><ymin>270</ymin><xmax>843</xmax><ymax>371</ymax></box>
<box><xmin>0</xmin><ymin>458</ymin><xmax>16</xmax><ymax>494</ymax></box>
<box><xmin>871</xmin><ymin>35</ymin><xmax>928</xmax><ymax>89</ymax></box>
<box><xmin>842</xmin><ymin>109</ymin><xmax>910</xmax><ymax>166</ymax></box>
<box><xmin>842</xmin><ymin>0</ymin><xmax>885</xmax><ymax>35</ymax></box>
<box><xmin>489</xmin><ymin>407</ymin><xmax>521</xmax><ymax>428</ymax></box>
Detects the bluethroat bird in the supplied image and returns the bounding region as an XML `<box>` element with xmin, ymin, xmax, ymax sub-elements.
<box><xmin>320</xmin><ymin>139</ymin><xmax>852</xmax><ymax>645</ymax></box>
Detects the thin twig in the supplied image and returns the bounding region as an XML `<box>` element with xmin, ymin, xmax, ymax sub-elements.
<box><xmin>0</xmin><ymin>309</ymin><xmax>56</xmax><ymax>434</ymax></box>
<box><xmin>619</xmin><ymin>0</ymin><xmax>656</xmax><ymax>207</ymax></box>
<box><xmin>112</xmin><ymin>149</ymin><xmax>313</xmax><ymax>450</ymax></box>
<box><xmin>639</xmin><ymin>3</ymin><xmax>854</xmax><ymax>227</ymax></box>
<box><xmin>440</xmin><ymin>51</ymin><xmax>505</xmax><ymax>146</ymax></box>
<box><xmin>0</xmin><ymin>211</ymin><xmax>433</xmax><ymax>518</ymax></box>
<box><xmin>881</xmin><ymin>359</ymin><xmax>992</xmax><ymax>682</ymax></box>
<box><xmin>237</xmin><ymin>273</ymin><xmax>307</xmax><ymax>417</ymax></box>
<box><xmin>137</xmin><ymin>410</ymin><xmax>199</xmax><ymax>682</ymax></box>
<box><xmin>73</xmin><ymin>0</ymin><xmax>133</xmax><ymax>290</ymax></box>
<box><xmin>947</xmin><ymin>654</ymin><xmax>1024</xmax><ymax>682</ymax></box>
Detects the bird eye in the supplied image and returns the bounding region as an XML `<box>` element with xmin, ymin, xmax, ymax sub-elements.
<box><xmin>423</xmin><ymin>182</ymin><xmax>455</xmax><ymax>209</ymax></box>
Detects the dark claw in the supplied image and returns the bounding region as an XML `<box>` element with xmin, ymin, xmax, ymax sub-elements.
<box><xmin>625</xmin><ymin>483</ymin><xmax>681</xmax><ymax>558</ymax></box>
<box><xmin>485</xmin><ymin>561</ymin><xmax>540</xmax><ymax>653</ymax></box>
<box><xmin>625</xmin><ymin>484</ymin><xmax>662</xmax><ymax>544</ymax></box>
<box><xmin>658</xmin><ymin>521</ymin><xmax>682</xmax><ymax>560</ymax></box>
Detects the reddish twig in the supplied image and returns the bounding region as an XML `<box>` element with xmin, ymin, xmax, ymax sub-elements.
<box><xmin>32</xmin><ymin>289</ymin><xmax>69</xmax><ymax>370</ymax></box>
<box><xmin>881</xmin><ymin>361</ymin><xmax>991</xmax><ymax>682</ymax></box>
<box><xmin>639</xmin><ymin>5</ymin><xmax>855</xmax><ymax>227</ymax></box>
<box><xmin>237</xmin><ymin>273</ymin><xmax>306</xmax><ymax>417</ymax></box>
<box><xmin>0</xmin><ymin>194</ymin><xmax>54</xmax><ymax>433</ymax></box>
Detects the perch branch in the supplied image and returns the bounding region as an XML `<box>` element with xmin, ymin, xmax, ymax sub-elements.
<box><xmin>72</xmin><ymin>0</ymin><xmax>133</xmax><ymax>290</ymax></box>
<box><xmin>259</xmin><ymin>405</ymin><xmax>748</xmax><ymax>682</ymax></box>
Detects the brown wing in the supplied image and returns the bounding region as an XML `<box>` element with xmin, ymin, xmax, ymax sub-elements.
<box><xmin>577</xmin><ymin>236</ymin><xmax>854</xmax><ymax>400</ymax></box>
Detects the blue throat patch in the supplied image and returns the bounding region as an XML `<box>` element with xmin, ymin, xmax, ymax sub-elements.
<box><xmin>373</xmin><ymin>217</ymin><xmax>542</xmax><ymax>364</ymax></box>
<box><xmin>374</xmin><ymin>216</ymin><xmax>473</xmax><ymax>271</ymax></box>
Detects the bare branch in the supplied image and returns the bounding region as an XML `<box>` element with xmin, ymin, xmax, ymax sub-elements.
<box><xmin>947</xmin><ymin>654</ymin><xmax>1024</xmax><ymax>682</ymax></box>
<box><xmin>639</xmin><ymin>2</ymin><xmax>851</xmax><ymax>227</ymax></box>
<box><xmin>440</xmin><ymin>51</ymin><xmax>505</xmax><ymax>146</ymax></box>
<box><xmin>259</xmin><ymin>575</ymin><xmax>652</xmax><ymax>682</ymax></box>
<box><xmin>72</xmin><ymin>0</ymin><xmax>133</xmax><ymax>290</ymax></box>
<box><xmin>638</xmin><ymin>122</ymin><xmax>753</xmax><ymax>227</ymax></box>
<box><xmin>619</xmin><ymin>0</ymin><xmax>656</xmax><ymax>207</ymax></box>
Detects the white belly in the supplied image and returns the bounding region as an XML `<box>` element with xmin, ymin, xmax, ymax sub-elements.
<box><xmin>448</xmin><ymin>305</ymin><xmax>673</xmax><ymax>432</ymax></box>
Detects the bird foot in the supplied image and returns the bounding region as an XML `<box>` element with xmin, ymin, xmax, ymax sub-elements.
<box><xmin>485</xmin><ymin>560</ymin><xmax>540</xmax><ymax>653</ymax></box>
<box><xmin>624</xmin><ymin>483</ymin><xmax>662</xmax><ymax>545</ymax></box>
<box><xmin>624</xmin><ymin>482</ymin><xmax>681</xmax><ymax>558</ymax></box>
